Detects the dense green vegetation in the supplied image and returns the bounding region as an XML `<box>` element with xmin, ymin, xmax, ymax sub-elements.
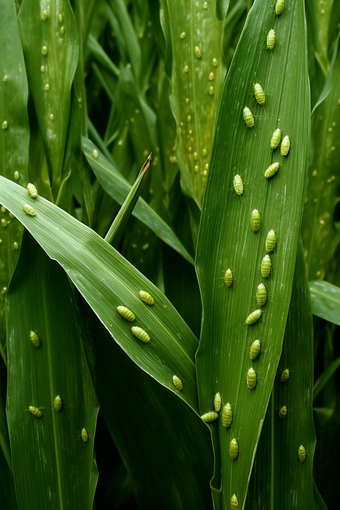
<box><xmin>0</xmin><ymin>0</ymin><xmax>340</xmax><ymax>508</ymax></box>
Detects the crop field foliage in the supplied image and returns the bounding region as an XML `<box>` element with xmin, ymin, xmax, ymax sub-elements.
<box><xmin>0</xmin><ymin>0</ymin><xmax>340</xmax><ymax>509</ymax></box>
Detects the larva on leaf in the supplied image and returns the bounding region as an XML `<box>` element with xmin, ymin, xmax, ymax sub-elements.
<box><xmin>222</xmin><ymin>403</ymin><xmax>233</xmax><ymax>428</ymax></box>
<box><xmin>117</xmin><ymin>306</ymin><xmax>135</xmax><ymax>322</ymax></box>
<box><xmin>224</xmin><ymin>269</ymin><xmax>233</xmax><ymax>288</ymax></box>
<box><xmin>251</xmin><ymin>209</ymin><xmax>261</xmax><ymax>232</ymax></box>
<box><xmin>243</xmin><ymin>107</ymin><xmax>254</xmax><ymax>128</ymax></box>
<box><xmin>275</xmin><ymin>0</ymin><xmax>285</xmax><ymax>16</ymax></box>
<box><xmin>214</xmin><ymin>392</ymin><xmax>221</xmax><ymax>412</ymax></box>
<box><xmin>281</xmin><ymin>135</ymin><xmax>290</xmax><ymax>156</ymax></box>
<box><xmin>261</xmin><ymin>255</ymin><xmax>272</xmax><ymax>278</ymax></box>
<box><xmin>264</xmin><ymin>162</ymin><xmax>280</xmax><ymax>179</ymax></box>
<box><xmin>27</xmin><ymin>183</ymin><xmax>38</xmax><ymax>198</ymax></box>
<box><xmin>131</xmin><ymin>326</ymin><xmax>150</xmax><ymax>343</ymax></box>
<box><xmin>201</xmin><ymin>411</ymin><xmax>219</xmax><ymax>423</ymax></box>
<box><xmin>253</xmin><ymin>83</ymin><xmax>265</xmax><ymax>105</ymax></box>
<box><xmin>265</xmin><ymin>230</ymin><xmax>277</xmax><ymax>252</ymax></box>
<box><xmin>247</xmin><ymin>367</ymin><xmax>257</xmax><ymax>389</ymax></box>
<box><xmin>249</xmin><ymin>340</ymin><xmax>261</xmax><ymax>360</ymax></box>
<box><xmin>23</xmin><ymin>204</ymin><xmax>36</xmax><ymax>216</ymax></box>
<box><xmin>29</xmin><ymin>406</ymin><xmax>42</xmax><ymax>418</ymax></box>
<box><xmin>233</xmin><ymin>174</ymin><xmax>243</xmax><ymax>195</ymax></box>
<box><xmin>229</xmin><ymin>438</ymin><xmax>239</xmax><ymax>460</ymax></box>
<box><xmin>298</xmin><ymin>445</ymin><xmax>306</xmax><ymax>463</ymax></box>
<box><xmin>256</xmin><ymin>283</ymin><xmax>267</xmax><ymax>307</ymax></box>
<box><xmin>278</xmin><ymin>406</ymin><xmax>287</xmax><ymax>419</ymax></box>
<box><xmin>231</xmin><ymin>494</ymin><xmax>239</xmax><ymax>509</ymax></box>
<box><xmin>172</xmin><ymin>375</ymin><xmax>183</xmax><ymax>390</ymax></box>
<box><xmin>54</xmin><ymin>395</ymin><xmax>62</xmax><ymax>411</ymax></box>
<box><xmin>267</xmin><ymin>29</ymin><xmax>276</xmax><ymax>50</ymax></box>
<box><xmin>81</xmin><ymin>428</ymin><xmax>89</xmax><ymax>442</ymax></box>
<box><xmin>29</xmin><ymin>330</ymin><xmax>40</xmax><ymax>348</ymax></box>
<box><xmin>270</xmin><ymin>128</ymin><xmax>281</xmax><ymax>149</ymax></box>
<box><xmin>245</xmin><ymin>309</ymin><xmax>262</xmax><ymax>325</ymax></box>
<box><xmin>280</xmin><ymin>368</ymin><xmax>289</xmax><ymax>382</ymax></box>
<box><xmin>139</xmin><ymin>291</ymin><xmax>154</xmax><ymax>305</ymax></box>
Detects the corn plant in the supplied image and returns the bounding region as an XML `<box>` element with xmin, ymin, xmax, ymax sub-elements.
<box><xmin>0</xmin><ymin>0</ymin><xmax>339</xmax><ymax>508</ymax></box>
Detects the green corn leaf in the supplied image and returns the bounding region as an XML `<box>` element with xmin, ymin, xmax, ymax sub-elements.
<box><xmin>309</xmin><ymin>280</ymin><xmax>340</xmax><ymax>325</ymax></box>
<box><xmin>81</xmin><ymin>307</ymin><xmax>214</xmax><ymax>510</ymax></box>
<box><xmin>0</xmin><ymin>176</ymin><xmax>199</xmax><ymax>413</ymax></box>
<box><xmin>18</xmin><ymin>0</ymin><xmax>79</xmax><ymax>201</ymax></box>
<box><xmin>0</xmin><ymin>0</ymin><xmax>29</xmax><ymax>363</ymax></box>
<box><xmin>195</xmin><ymin>0</ymin><xmax>310</xmax><ymax>506</ymax></box>
<box><xmin>302</xmin><ymin>42</ymin><xmax>340</xmax><ymax>281</ymax></box>
<box><xmin>82</xmin><ymin>136</ymin><xmax>194</xmax><ymax>264</ymax></box>
<box><xmin>245</xmin><ymin>240</ymin><xmax>316</xmax><ymax>509</ymax></box>
<box><xmin>6</xmin><ymin>232</ymin><xmax>98</xmax><ymax>510</ymax></box>
<box><xmin>160</xmin><ymin>0</ymin><xmax>227</xmax><ymax>207</ymax></box>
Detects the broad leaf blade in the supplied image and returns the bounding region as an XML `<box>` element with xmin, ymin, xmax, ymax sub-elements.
<box><xmin>195</xmin><ymin>0</ymin><xmax>310</xmax><ymax>507</ymax></box>
<box><xmin>246</xmin><ymin>240</ymin><xmax>316</xmax><ymax>509</ymax></box>
<box><xmin>6</xmin><ymin>232</ymin><xmax>98</xmax><ymax>510</ymax></box>
<box><xmin>309</xmin><ymin>280</ymin><xmax>340</xmax><ymax>325</ymax></box>
<box><xmin>0</xmin><ymin>177</ymin><xmax>199</xmax><ymax>412</ymax></box>
<box><xmin>160</xmin><ymin>0</ymin><xmax>227</xmax><ymax>206</ymax></box>
<box><xmin>18</xmin><ymin>0</ymin><xmax>79</xmax><ymax>200</ymax></box>
<box><xmin>0</xmin><ymin>0</ymin><xmax>29</xmax><ymax>363</ymax></box>
<box><xmin>82</xmin><ymin>306</ymin><xmax>214</xmax><ymax>510</ymax></box>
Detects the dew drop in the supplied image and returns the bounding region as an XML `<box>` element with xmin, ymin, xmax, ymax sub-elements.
<box><xmin>42</xmin><ymin>10</ymin><xmax>47</xmax><ymax>20</ymax></box>
<box><xmin>45</xmin><ymin>84</ymin><xmax>50</xmax><ymax>91</ymax></box>
<box><xmin>49</xmin><ymin>113</ymin><xmax>54</xmax><ymax>121</ymax></box>
<box><xmin>212</xmin><ymin>58</ymin><xmax>217</xmax><ymax>67</ymax></box>
<box><xmin>312</xmin><ymin>170</ymin><xmax>317</xmax><ymax>177</ymax></box>
<box><xmin>1</xmin><ymin>287</ymin><xmax>7</xmax><ymax>296</ymax></box>
<box><xmin>183</xmin><ymin>65</ymin><xmax>189</xmax><ymax>73</ymax></box>
<box><xmin>193</xmin><ymin>152</ymin><xmax>198</xmax><ymax>160</ymax></box>
<box><xmin>331</xmin><ymin>146</ymin><xmax>335</xmax><ymax>151</ymax></box>
<box><xmin>185</xmin><ymin>98</ymin><xmax>189</xmax><ymax>104</ymax></box>
<box><xmin>187</xmin><ymin>115</ymin><xmax>191</xmax><ymax>122</ymax></box>
<box><xmin>13</xmin><ymin>242</ymin><xmax>19</xmax><ymax>250</ymax></box>
<box><xmin>3</xmin><ymin>75</ymin><xmax>8</xmax><ymax>82</ymax></box>
<box><xmin>2</xmin><ymin>121</ymin><xmax>8</xmax><ymax>130</ymax></box>
<box><xmin>194</xmin><ymin>165</ymin><xmax>199</xmax><ymax>172</ymax></box>
<box><xmin>328</xmin><ymin>127</ymin><xmax>333</xmax><ymax>132</ymax></box>
<box><xmin>41</xmin><ymin>46</ymin><xmax>48</xmax><ymax>56</ymax></box>
<box><xmin>188</xmin><ymin>129</ymin><xmax>192</xmax><ymax>135</ymax></box>
<box><xmin>93</xmin><ymin>149</ymin><xmax>98</xmax><ymax>158</ymax></box>
<box><xmin>59</xmin><ymin>14</ymin><xmax>64</xmax><ymax>22</ymax></box>
<box><xmin>118</xmin><ymin>140</ymin><xmax>123</xmax><ymax>146</ymax></box>
<box><xmin>14</xmin><ymin>171</ymin><xmax>19</xmax><ymax>180</ymax></box>
<box><xmin>203</xmin><ymin>169</ymin><xmax>208</xmax><ymax>176</ymax></box>
<box><xmin>203</xmin><ymin>2</ymin><xmax>208</xmax><ymax>8</ymax></box>
<box><xmin>195</xmin><ymin>46</ymin><xmax>201</xmax><ymax>58</ymax></box>
<box><xmin>180</xmin><ymin>32</ymin><xmax>186</xmax><ymax>39</ymax></box>
<box><xmin>1</xmin><ymin>206</ymin><xmax>5</xmax><ymax>213</ymax></box>
<box><xmin>205</xmin><ymin>163</ymin><xmax>209</xmax><ymax>170</ymax></box>
<box><xmin>60</xmin><ymin>26</ymin><xmax>65</xmax><ymax>35</ymax></box>
<box><xmin>40</xmin><ymin>65</ymin><xmax>45</xmax><ymax>73</ymax></box>
<box><xmin>209</xmin><ymin>72</ymin><xmax>214</xmax><ymax>81</ymax></box>
<box><xmin>1</xmin><ymin>219</ymin><xmax>7</xmax><ymax>228</ymax></box>
<box><xmin>209</xmin><ymin>86</ymin><xmax>214</xmax><ymax>95</ymax></box>
<box><xmin>315</xmin><ymin>271</ymin><xmax>321</xmax><ymax>278</ymax></box>
<box><xmin>202</xmin><ymin>148</ymin><xmax>207</xmax><ymax>156</ymax></box>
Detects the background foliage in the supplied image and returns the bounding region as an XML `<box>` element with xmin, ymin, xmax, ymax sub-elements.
<box><xmin>0</xmin><ymin>0</ymin><xmax>340</xmax><ymax>509</ymax></box>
